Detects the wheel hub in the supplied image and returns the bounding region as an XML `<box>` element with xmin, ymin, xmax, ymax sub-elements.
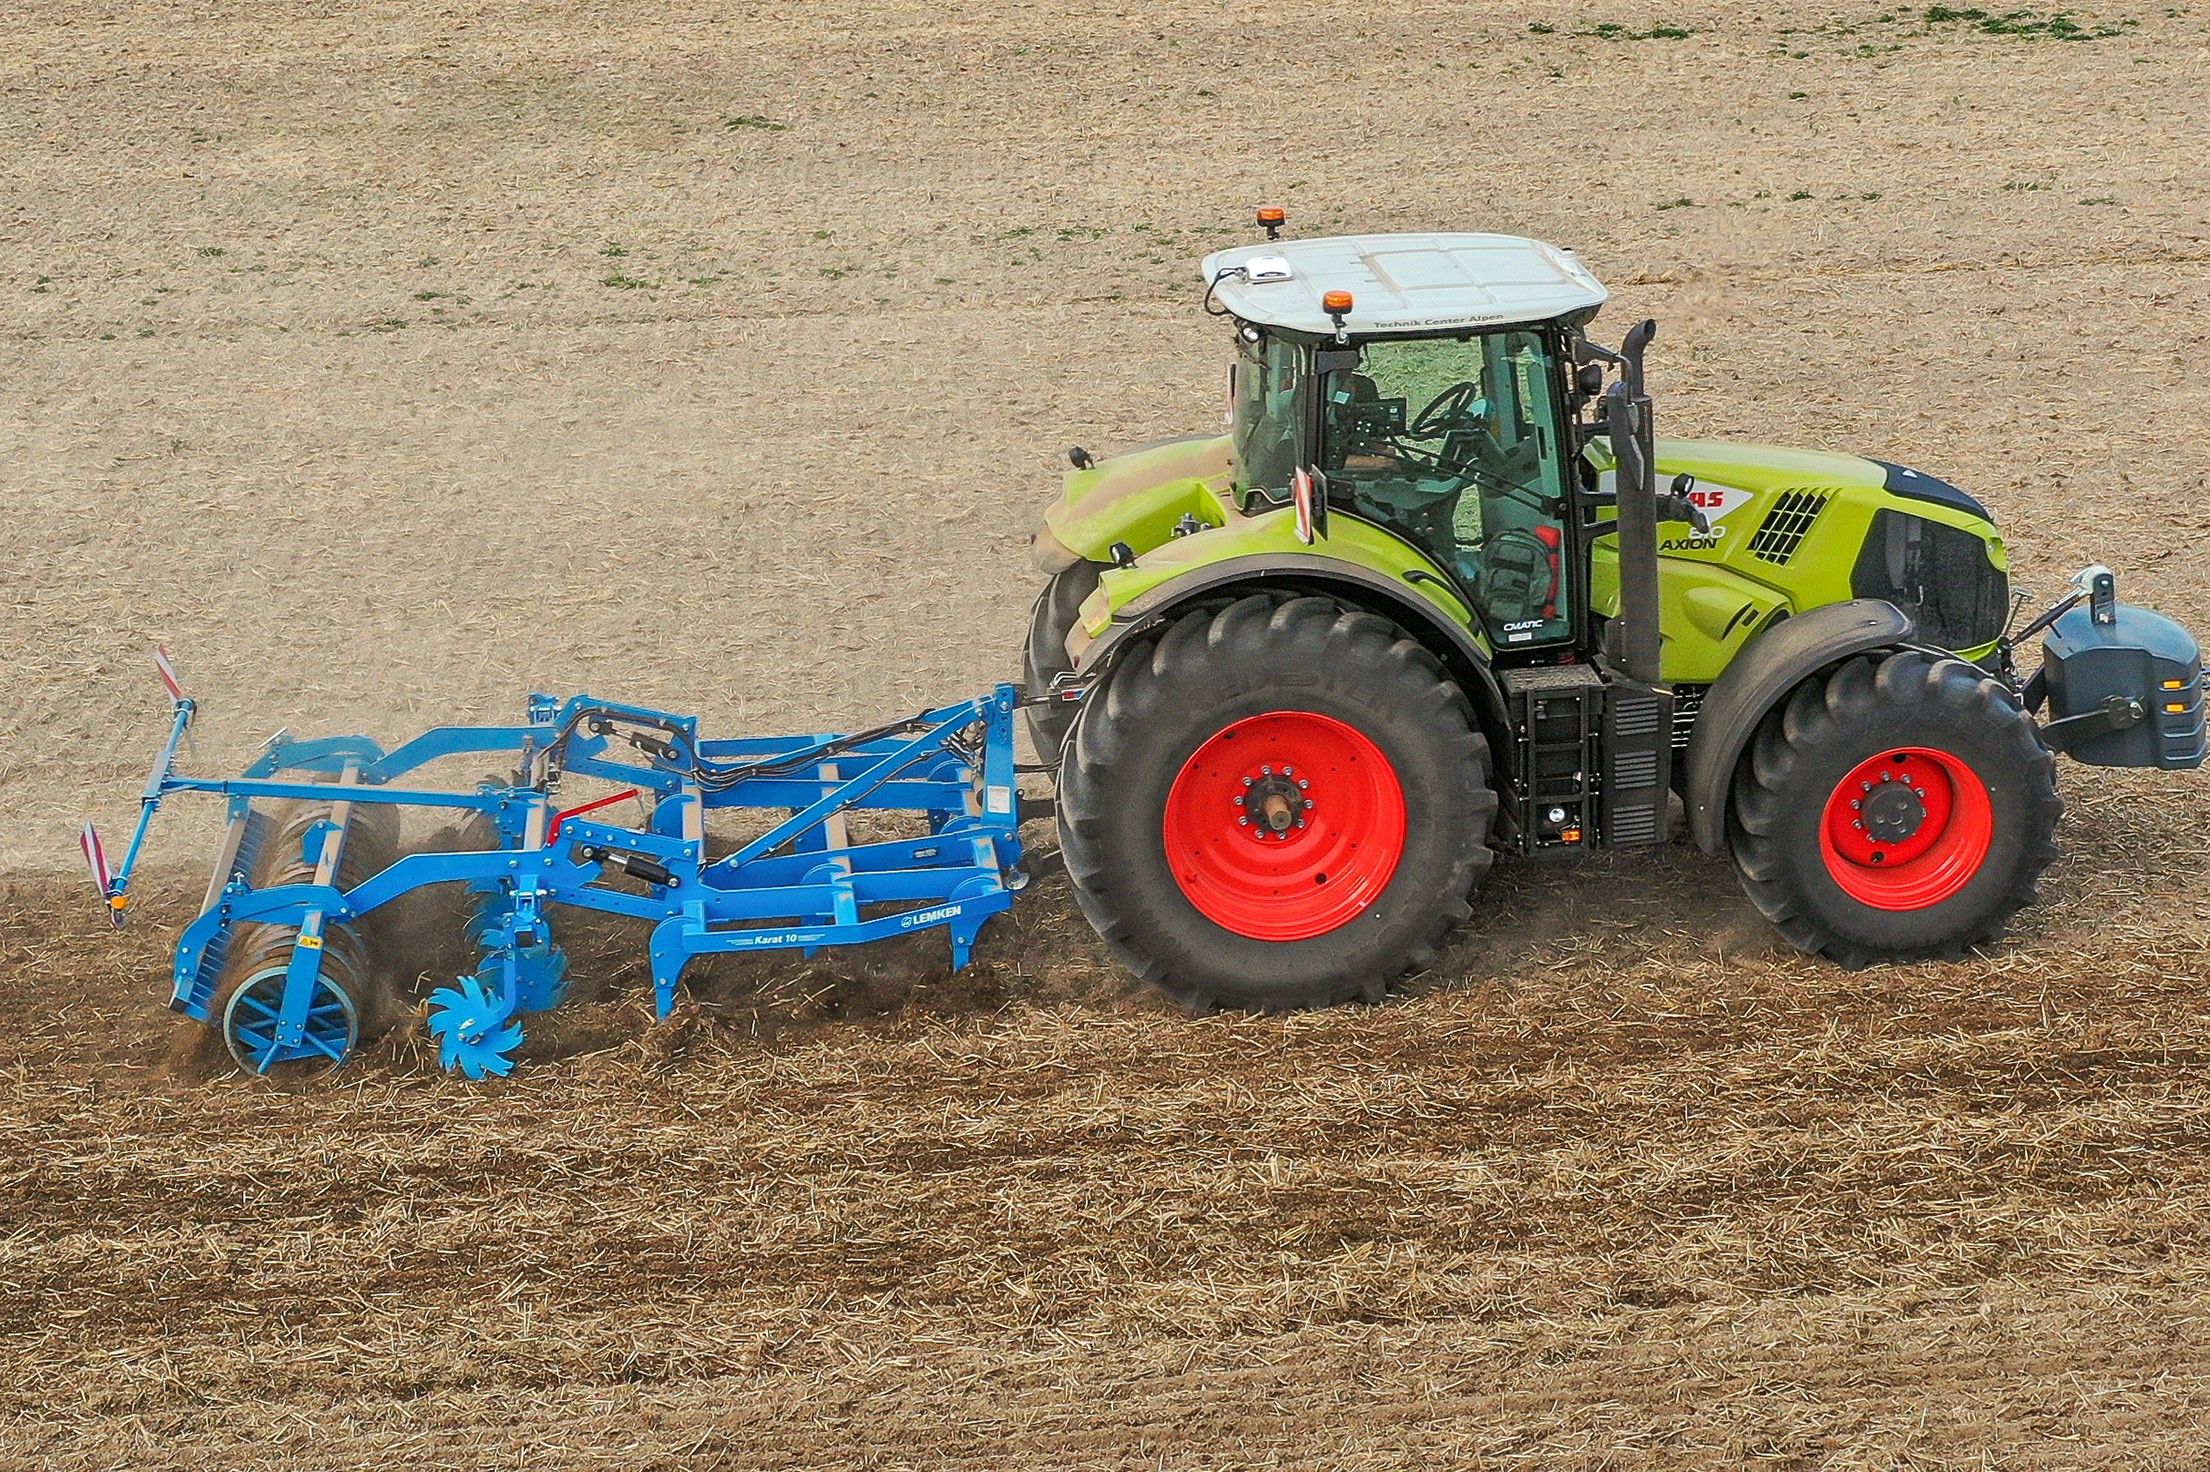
<box><xmin>1236</xmin><ymin>766</ymin><xmax>1310</xmax><ymax>839</ymax></box>
<box><xmin>1819</xmin><ymin>746</ymin><xmax>1994</xmax><ymax>910</ymax></box>
<box><xmin>1161</xmin><ymin>711</ymin><xmax>1407</xmax><ymax>942</ymax></box>
<box><xmin>1858</xmin><ymin>778</ymin><xmax>1927</xmax><ymax>846</ymax></box>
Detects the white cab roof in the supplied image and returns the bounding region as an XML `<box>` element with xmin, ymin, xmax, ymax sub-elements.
<box><xmin>1200</xmin><ymin>232</ymin><xmax>1608</xmax><ymax>336</ymax></box>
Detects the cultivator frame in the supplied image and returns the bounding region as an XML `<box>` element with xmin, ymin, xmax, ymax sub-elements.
<box><xmin>91</xmin><ymin>663</ymin><xmax>1028</xmax><ymax>1078</ymax></box>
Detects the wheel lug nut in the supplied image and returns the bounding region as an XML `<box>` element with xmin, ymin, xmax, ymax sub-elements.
<box><xmin>1261</xmin><ymin>765</ymin><xmax>1272</xmax><ymax>775</ymax></box>
<box><xmin>1297</xmin><ymin>779</ymin><xmax>1309</xmax><ymax>790</ymax></box>
<box><xmin>1237</xmin><ymin>816</ymin><xmax>1249</xmax><ymax>826</ymax></box>
<box><xmin>1242</xmin><ymin>777</ymin><xmax>1254</xmax><ymax>787</ymax></box>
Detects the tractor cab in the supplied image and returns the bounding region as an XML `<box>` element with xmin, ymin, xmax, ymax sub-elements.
<box><xmin>1209</xmin><ymin>232</ymin><xmax>1607</xmax><ymax>654</ymax></box>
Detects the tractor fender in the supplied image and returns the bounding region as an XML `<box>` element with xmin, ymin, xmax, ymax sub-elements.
<box><xmin>1682</xmin><ymin>598</ymin><xmax>1915</xmax><ymax>854</ymax></box>
<box><xmin>1073</xmin><ymin>553</ymin><xmax>1511</xmax><ymax>744</ymax></box>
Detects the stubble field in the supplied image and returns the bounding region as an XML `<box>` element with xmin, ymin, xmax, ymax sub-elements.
<box><xmin>5</xmin><ymin>1</ymin><xmax>2210</xmax><ymax>1466</ymax></box>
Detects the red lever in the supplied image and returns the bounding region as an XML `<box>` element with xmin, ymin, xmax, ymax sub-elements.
<box><xmin>548</xmin><ymin>788</ymin><xmax>640</xmax><ymax>843</ymax></box>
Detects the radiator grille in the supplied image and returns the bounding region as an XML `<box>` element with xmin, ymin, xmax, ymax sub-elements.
<box><xmin>1850</xmin><ymin>509</ymin><xmax>2009</xmax><ymax>650</ymax></box>
<box><xmin>1747</xmin><ymin>491</ymin><xmax>1829</xmax><ymax>564</ymax></box>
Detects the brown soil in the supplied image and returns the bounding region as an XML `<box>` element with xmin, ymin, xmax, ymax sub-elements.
<box><xmin>6</xmin><ymin>1</ymin><xmax>2210</xmax><ymax>1466</ymax></box>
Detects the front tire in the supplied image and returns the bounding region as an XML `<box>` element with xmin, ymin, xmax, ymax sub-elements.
<box><xmin>1729</xmin><ymin>649</ymin><xmax>2061</xmax><ymax>967</ymax></box>
<box><xmin>1058</xmin><ymin>595</ymin><xmax>1497</xmax><ymax>1010</ymax></box>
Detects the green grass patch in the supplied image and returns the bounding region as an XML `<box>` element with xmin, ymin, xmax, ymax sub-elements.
<box><xmin>601</xmin><ymin>272</ymin><xmax>658</xmax><ymax>289</ymax></box>
<box><xmin>1923</xmin><ymin>5</ymin><xmax>2134</xmax><ymax>37</ymax></box>
<box><xmin>726</xmin><ymin>114</ymin><xmax>789</xmax><ymax>131</ymax></box>
<box><xmin>1583</xmin><ymin>21</ymin><xmax>1694</xmax><ymax>39</ymax></box>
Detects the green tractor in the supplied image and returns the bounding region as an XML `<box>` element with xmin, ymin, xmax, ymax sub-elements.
<box><xmin>1025</xmin><ymin>216</ymin><xmax>2206</xmax><ymax>1010</ymax></box>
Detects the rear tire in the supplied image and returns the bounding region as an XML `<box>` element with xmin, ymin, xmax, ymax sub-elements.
<box><xmin>1058</xmin><ymin>594</ymin><xmax>1497</xmax><ymax>1010</ymax></box>
<box><xmin>1022</xmin><ymin>560</ymin><xmax>1105</xmax><ymax>757</ymax></box>
<box><xmin>1729</xmin><ymin>649</ymin><xmax>2061</xmax><ymax>967</ymax></box>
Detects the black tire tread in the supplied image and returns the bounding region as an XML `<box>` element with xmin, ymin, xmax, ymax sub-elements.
<box><xmin>1059</xmin><ymin>594</ymin><xmax>1497</xmax><ymax>1011</ymax></box>
<box><xmin>1729</xmin><ymin>649</ymin><xmax>2062</xmax><ymax>968</ymax></box>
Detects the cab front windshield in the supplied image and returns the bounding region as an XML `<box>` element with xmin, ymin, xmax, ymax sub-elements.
<box><xmin>1320</xmin><ymin>329</ymin><xmax>1572</xmax><ymax>647</ymax></box>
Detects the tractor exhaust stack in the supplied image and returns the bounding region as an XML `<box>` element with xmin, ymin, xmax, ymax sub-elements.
<box><xmin>1604</xmin><ymin>319</ymin><xmax>1663</xmax><ymax>688</ymax></box>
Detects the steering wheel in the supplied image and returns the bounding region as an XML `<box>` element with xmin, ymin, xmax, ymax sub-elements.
<box><xmin>1407</xmin><ymin>380</ymin><xmax>1486</xmax><ymax>440</ymax></box>
<box><xmin>1399</xmin><ymin>383</ymin><xmax>1551</xmax><ymax>516</ymax></box>
<box><xmin>1384</xmin><ymin>381</ymin><xmax>1488</xmax><ymax>485</ymax></box>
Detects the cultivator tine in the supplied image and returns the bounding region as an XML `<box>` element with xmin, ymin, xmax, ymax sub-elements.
<box><xmin>818</xmin><ymin>763</ymin><xmax>850</xmax><ymax>851</ymax></box>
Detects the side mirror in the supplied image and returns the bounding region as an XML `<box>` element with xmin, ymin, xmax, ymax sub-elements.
<box><xmin>1660</xmin><ymin>472</ymin><xmax>1711</xmax><ymax>535</ymax></box>
<box><xmin>1068</xmin><ymin>446</ymin><xmax>1094</xmax><ymax>470</ymax></box>
<box><xmin>1575</xmin><ymin>363</ymin><xmax>1605</xmax><ymax>397</ymax></box>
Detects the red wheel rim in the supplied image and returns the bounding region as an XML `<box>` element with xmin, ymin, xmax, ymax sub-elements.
<box><xmin>1161</xmin><ymin>711</ymin><xmax>1407</xmax><ymax>941</ymax></box>
<box><xmin>1818</xmin><ymin>747</ymin><xmax>1994</xmax><ymax>911</ymax></box>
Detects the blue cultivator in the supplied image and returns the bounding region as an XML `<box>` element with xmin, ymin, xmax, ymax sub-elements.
<box><xmin>88</xmin><ymin>655</ymin><xmax>1028</xmax><ymax>1079</ymax></box>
